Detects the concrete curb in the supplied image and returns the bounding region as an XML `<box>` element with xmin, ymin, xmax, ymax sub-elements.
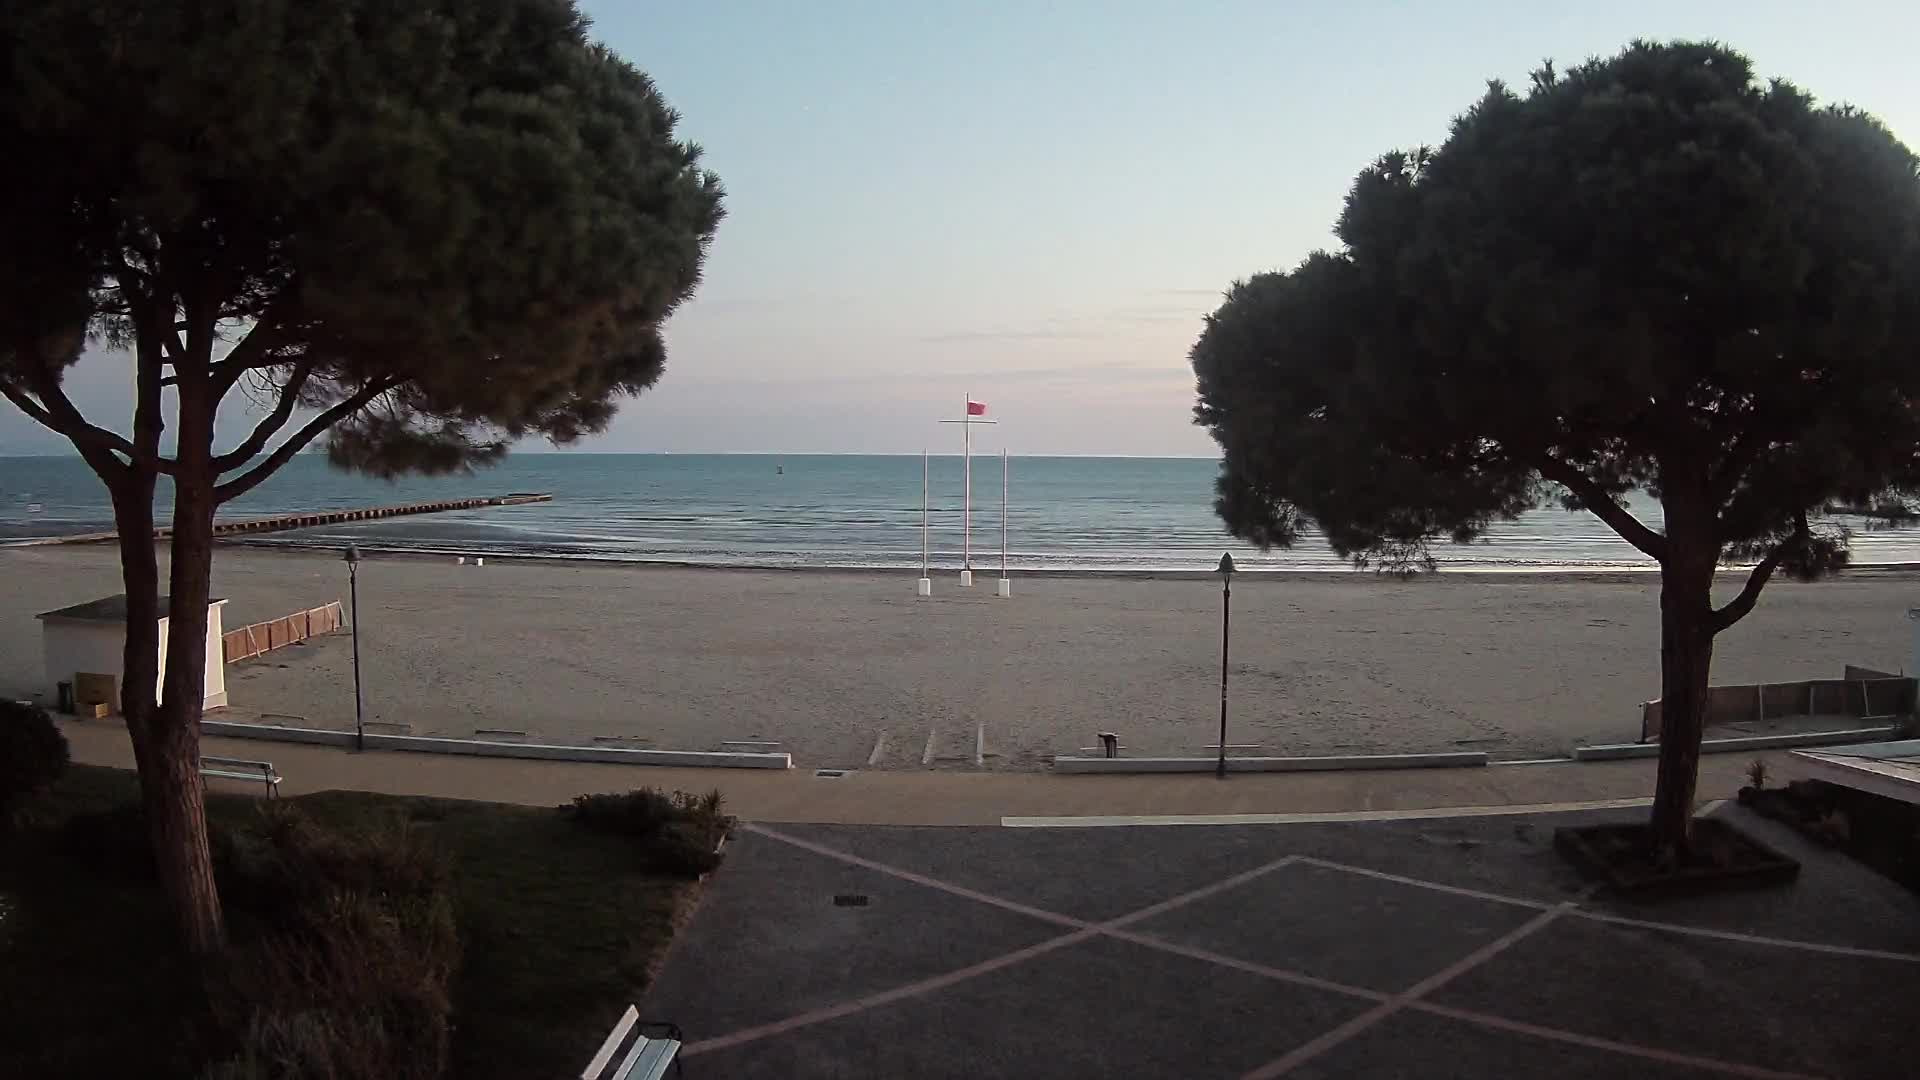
<box><xmin>200</xmin><ymin>720</ymin><xmax>792</xmax><ymax>769</ymax></box>
<box><xmin>1051</xmin><ymin>751</ymin><xmax>1488</xmax><ymax>774</ymax></box>
<box><xmin>1572</xmin><ymin>724</ymin><xmax>1903</xmax><ymax>761</ymax></box>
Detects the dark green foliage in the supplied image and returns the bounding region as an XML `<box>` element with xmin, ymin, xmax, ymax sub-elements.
<box><xmin>1193</xmin><ymin>40</ymin><xmax>1920</xmax><ymax>850</ymax></box>
<box><xmin>0</xmin><ymin>0</ymin><xmax>723</xmax><ymax>951</ymax></box>
<box><xmin>1194</xmin><ymin>40</ymin><xmax>1920</xmax><ymax>576</ymax></box>
<box><xmin>0</xmin><ymin>0</ymin><xmax>724</xmax><ymax>476</ymax></box>
<box><xmin>562</xmin><ymin>787</ymin><xmax>733</xmax><ymax>876</ymax></box>
<box><xmin>0</xmin><ymin>702</ymin><xmax>68</xmax><ymax>820</ymax></box>
<box><xmin>5</xmin><ymin>767</ymin><xmax>697</xmax><ymax>1079</ymax></box>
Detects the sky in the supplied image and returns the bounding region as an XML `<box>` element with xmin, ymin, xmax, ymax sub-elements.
<box><xmin>6</xmin><ymin>1</ymin><xmax>1919</xmax><ymax>457</ymax></box>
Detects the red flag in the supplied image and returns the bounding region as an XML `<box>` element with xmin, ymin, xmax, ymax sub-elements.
<box><xmin>966</xmin><ymin>400</ymin><xmax>988</xmax><ymax>416</ymax></box>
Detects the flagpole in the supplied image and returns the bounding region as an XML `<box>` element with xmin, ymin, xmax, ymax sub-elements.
<box><xmin>918</xmin><ymin>449</ymin><xmax>931</xmax><ymax>596</ymax></box>
<box><xmin>998</xmin><ymin>447</ymin><xmax>1011</xmax><ymax>598</ymax></box>
<box><xmin>962</xmin><ymin>394</ymin><xmax>972</xmax><ymax>582</ymax></box>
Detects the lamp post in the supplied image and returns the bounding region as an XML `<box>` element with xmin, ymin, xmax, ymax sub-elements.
<box><xmin>1216</xmin><ymin>551</ymin><xmax>1235</xmax><ymax>779</ymax></box>
<box><xmin>344</xmin><ymin>546</ymin><xmax>364</xmax><ymax>752</ymax></box>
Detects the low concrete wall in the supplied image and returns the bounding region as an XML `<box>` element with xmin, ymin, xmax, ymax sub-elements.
<box><xmin>1574</xmin><ymin>724</ymin><xmax>1903</xmax><ymax>761</ymax></box>
<box><xmin>200</xmin><ymin>720</ymin><xmax>792</xmax><ymax>769</ymax></box>
<box><xmin>1052</xmin><ymin>751</ymin><xmax>1488</xmax><ymax>775</ymax></box>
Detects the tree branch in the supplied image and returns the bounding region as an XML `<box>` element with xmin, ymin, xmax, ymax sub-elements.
<box><xmin>1</xmin><ymin>368</ymin><xmax>174</xmax><ymax>475</ymax></box>
<box><xmin>1536</xmin><ymin>455</ymin><xmax>1669</xmax><ymax>561</ymax></box>
<box><xmin>209</xmin><ymin>323</ymin><xmax>289</xmax><ymax>396</ymax></box>
<box><xmin>1710</xmin><ymin>545</ymin><xmax>1786</xmax><ymax>634</ymax></box>
<box><xmin>211</xmin><ymin>361</ymin><xmax>314</xmax><ymax>471</ymax></box>
<box><xmin>214</xmin><ymin>377</ymin><xmax>401</xmax><ymax>504</ymax></box>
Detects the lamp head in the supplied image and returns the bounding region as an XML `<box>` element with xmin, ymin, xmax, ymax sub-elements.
<box><xmin>343</xmin><ymin>545</ymin><xmax>361</xmax><ymax>566</ymax></box>
<box><xmin>1216</xmin><ymin>552</ymin><xmax>1235</xmax><ymax>578</ymax></box>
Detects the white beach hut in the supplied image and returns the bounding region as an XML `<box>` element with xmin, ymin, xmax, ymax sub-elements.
<box><xmin>36</xmin><ymin>594</ymin><xmax>229</xmax><ymax>712</ymax></box>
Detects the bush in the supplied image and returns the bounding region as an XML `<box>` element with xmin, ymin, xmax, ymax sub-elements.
<box><xmin>206</xmin><ymin>807</ymin><xmax>460</xmax><ymax>1080</ymax></box>
<box><xmin>218</xmin><ymin>804</ymin><xmax>450</xmax><ymax>921</ymax></box>
<box><xmin>560</xmin><ymin>787</ymin><xmax>734</xmax><ymax>877</ymax></box>
<box><xmin>0</xmin><ymin>701</ymin><xmax>69</xmax><ymax>822</ymax></box>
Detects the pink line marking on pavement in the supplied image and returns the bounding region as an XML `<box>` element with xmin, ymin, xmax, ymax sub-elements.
<box><xmin>1291</xmin><ymin>855</ymin><xmax>1556</xmax><ymax>910</ymax></box>
<box><xmin>1241</xmin><ymin>903</ymin><xmax>1575</xmax><ymax>1079</ymax></box>
<box><xmin>696</xmin><ymin>827</ymin><xmax>1896</xmax><ymax>1077</ymax></box>
<box><xmin>746</xmin><ymin>823</ymin><xmax>1087</xmax><ymax>930</ymax></box>
<box><xmin>1299</xmin><ymin>853</ymin><xmax>1920</xmax><ymax>963</ymax></box>
<box><xmin>1572</xmin><ymin>911</ymin><xmax>1920</xmax><ymax>963</ymax></box>
<box><xmin>1412</xmin><ymin>1003</ymin><xmax>1823</xmax><ymax>1080</ymax></box>
<box><xmin>1100</xmin><ymin>927</ymin><xmax>1390</xmax><ymax>1003</ymax></box>
<box><xmin>682</xmin><ymin>927</ymin><xmax>1100</xmax><ymax>1055</ymax></box>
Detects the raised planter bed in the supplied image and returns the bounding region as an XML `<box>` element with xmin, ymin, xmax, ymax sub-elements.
<box><xmin>1554</xmin><ymin>818</ymin><xmax>1800</xmax><ymax>897</ymax></box>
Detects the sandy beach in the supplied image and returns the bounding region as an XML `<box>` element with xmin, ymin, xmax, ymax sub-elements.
<box><xmin>2</xmin><ymin>544</ymin><xmax>1912</xmax><ymax>769</ymax></box>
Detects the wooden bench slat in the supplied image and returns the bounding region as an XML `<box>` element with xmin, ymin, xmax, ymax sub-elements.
<box><xmin>581</xmin><ymin>1005</ymin><xmax>640</xmax><ymax>1079</ymax></box>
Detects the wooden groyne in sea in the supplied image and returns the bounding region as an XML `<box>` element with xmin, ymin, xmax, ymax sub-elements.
<box><xmin>20</xmin><ymin>493</ymin><xmax>553</xmax><ymax>546</ymax></box>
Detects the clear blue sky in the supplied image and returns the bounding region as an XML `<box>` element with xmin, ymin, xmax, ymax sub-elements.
<box><xmin>6</xmin><ymin>1</ymin><xmax>1917</xmax><ymax>457</ymax></box>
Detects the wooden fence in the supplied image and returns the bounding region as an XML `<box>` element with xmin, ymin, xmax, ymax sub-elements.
<box><xmin>222</xmin><ymin>601</ymin><xmax>345</xmax><ymax>664</ymax></box>
<box><xmin>1640</xmin><ymin>667</ymin><xmax>1916</xmax><ymax>741</ymax></box>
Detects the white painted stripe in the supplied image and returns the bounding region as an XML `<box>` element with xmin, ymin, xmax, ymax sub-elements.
<box><xmin>866</xmin><ymin>732</ymin><xmax>888</xmax><ymax>768</ymax></box>
<box><xmin>921</xmin><ymin>728</ymin><xmax>937</xmax><ymax>767</ymax></box>
<box><xmin>1001</xmin><ymin>797</ymin><xmax>1653</xmax><ymax>828</ymax></box>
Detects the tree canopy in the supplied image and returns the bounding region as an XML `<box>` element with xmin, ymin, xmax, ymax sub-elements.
<box><xmin>1192</xmin><ymin>40</ymin><xmax>1920</xmax><ymax>853</ymax></box>
<box><xmin>1</xmin><ymin>0</ymin><xmax>724</xmax><ymax>478</ymax></box>
<box><xmin>1195</xmin><ymin>41</ymin><xmax>1920</xmax><ymax>581</ymax></box>
<box><xmin>0</xmin><ymin>0</ymin><xmax>723</xmax><ymax>952</ymax></box>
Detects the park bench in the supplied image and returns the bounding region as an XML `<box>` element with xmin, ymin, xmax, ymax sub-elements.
<box><xmin>198</xmin><ymin>755</ymin><xmax>281</xmax><ymax>797</ymax></box>
<box><xmin>581</xmin><ymin>1006</ymin><xmax>683</xmax><ymax>1079</ymax></box>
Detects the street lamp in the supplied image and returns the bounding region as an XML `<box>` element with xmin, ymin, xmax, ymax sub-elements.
<box><xmin>1216</xmin><ymin>551</ymin><xmax>1235</xmax><ymax>779</ymax></box>
<box><xmin>344</xmin><ymin>546</ymin><xmax>364</xmax><ymax>752</ymax></box>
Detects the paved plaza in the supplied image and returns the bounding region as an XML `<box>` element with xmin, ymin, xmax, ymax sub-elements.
<box><xmin>646</xmin><ymin>806</ymin><xmax>1920</xmax><ymax>1078</ymax></box>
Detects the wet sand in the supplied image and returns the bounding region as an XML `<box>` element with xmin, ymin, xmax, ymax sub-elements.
<box><xmin>1</xmin><ymin>545</ymin><xmax>1910</xmax><ymax>769</ymax></box>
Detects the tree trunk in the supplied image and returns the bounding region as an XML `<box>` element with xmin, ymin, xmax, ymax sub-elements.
<box><xmin>1649</xmin><ymin>537</ymin><xmax>1717</xmax><ymax>860</ymax></box>
<box><xmin>150</xmin><ymin>385</ymin><xmax>226</xmax><ymax>954</ymax></box>
<box><xmin>109</xmin><ymin>474</ymin><xmax>160</xmax><ymax>767</ymax></box>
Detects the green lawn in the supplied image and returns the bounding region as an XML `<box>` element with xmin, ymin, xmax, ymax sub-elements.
<box><xmin>0</xmin><ymin>766</ymin><xmax>699</xmax><ymax>1078</ymax></box>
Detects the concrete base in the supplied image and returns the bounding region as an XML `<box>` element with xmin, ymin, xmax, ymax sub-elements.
<box><xmin>996</xmin><ymin>578</ymin><xmax>1011</xmax><ymax>597</ymax></box>
<box><xmin>200</xmin><ymin>719</ymin><xmax>792</xmax><ymax>769</ymax></box>
<box><xmin>959</xmin><ymin>570</ymin><xmax>974</xmax><ymax>587</ymax></box>
<box><xmin>1572</xmin><ymin>724</ymin><xmax>1902</xmax><ymax>761</ymax></box>
<box><xmin>1052</xmin><ymin>751</ymin><xmax>1488</xmax><ymax>774</ymax></box>
<box><xmin>916</xmin><ymin>578</ymin><xmax>932</xmax><ymax>596</ymax></box>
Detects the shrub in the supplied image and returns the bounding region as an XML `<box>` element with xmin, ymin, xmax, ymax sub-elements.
<box><xmin>206</xmin><ymin>808</ymin><xmax>459</xmax><ymax>1080</ymax></box>
<box><xmin>218</xmin><ymin>805</ymin><xmax>450</xmax><ymax>921</ymax></box>
<box><xmin>560</xmin><ymin>787</ymin><xmax>734</xmax><ymax>877</ymax></box>
<box><xmin>0</xmin><ymin>701</ymin><xmax>69</xmax><ymax>822</ymax></box>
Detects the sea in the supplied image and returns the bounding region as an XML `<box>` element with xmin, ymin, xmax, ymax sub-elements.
<box><xmin>4</xmin><ymin>453</ymin><xmax>1919</xmax><ymax>572</ymax></box>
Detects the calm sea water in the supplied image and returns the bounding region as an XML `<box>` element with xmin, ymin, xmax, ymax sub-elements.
<box><xmin>4</xmin><ymin>453</ymin><xmax>1918</xmax><ymax>571</ymax></box>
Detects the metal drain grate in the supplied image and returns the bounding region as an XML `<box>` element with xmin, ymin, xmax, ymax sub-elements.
<box><xmin>814</xmin><ymin>768</ymin><xmax>849</xmax><ymax>778</ymax></box>
<box><xmin>833</xmin><ymin>894</ymin><xmax>870</xmax><ymax>907</ymax></box>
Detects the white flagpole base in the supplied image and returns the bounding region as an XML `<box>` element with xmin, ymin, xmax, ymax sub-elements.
<box><xmin>959</xmin><ymin>570</ymin><xmax>974</xmax><ymax>587</ymax></box>
<box><xmin>916</xmin><ymin>578</ymin><xmax>932</xmax><ymax>597</ymax></box>
<box><xmin>996</xmin><ymin>578</ymin><xmax>1011</xmax><ymax>598</ymax></box>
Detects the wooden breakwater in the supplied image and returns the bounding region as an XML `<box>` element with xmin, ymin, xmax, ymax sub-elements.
<box><xmin>21</xmin><ymin>493</ymin><xmax>552</xmax><ymax>545</ymax></box>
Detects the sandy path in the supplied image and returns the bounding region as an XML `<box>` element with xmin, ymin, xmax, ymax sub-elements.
<box><xmin>1</xmin><ymin>545</ymin><xmax>1910</xmax><ymax>768</ymax></box>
